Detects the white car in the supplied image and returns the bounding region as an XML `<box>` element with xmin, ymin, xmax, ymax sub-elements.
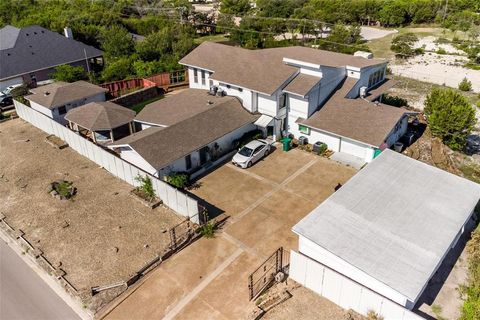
<box><xmin>232</xmin><ymin>139</ymin><xmax>271</xmax><ymax>168</ymax></box>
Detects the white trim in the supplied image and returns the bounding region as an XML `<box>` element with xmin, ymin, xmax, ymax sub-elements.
<box><xmin>283</xmin><ymin>58</ymin><xmax>321</xmax><ymax>69</ymax></box>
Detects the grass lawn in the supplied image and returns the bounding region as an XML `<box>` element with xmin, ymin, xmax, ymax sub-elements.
<box><xmin>194</xmin><ymin>34</ymin><xmax>229</xmax><ymax>44</ymax></box>
<box><xmin>131</xmin><ymin>95</ymin><xmax>164</xmax><ymax>113</ymax></box>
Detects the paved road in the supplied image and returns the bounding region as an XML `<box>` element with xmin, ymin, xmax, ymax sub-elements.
<box><xmin>0</xmin><ymin>240</ymin><xmax>80</xmax><ymax>320</ymax></box>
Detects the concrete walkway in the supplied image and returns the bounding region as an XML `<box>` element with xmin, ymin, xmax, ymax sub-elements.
<box><xmin>0</xmin><ymin>240</ymin><xmax>81</xmax><ymax>320</ymax></box>
<box><xmin>101</xmin><ymin>149</ymin><xmax>357</xmax><ymax>320</ymax></box>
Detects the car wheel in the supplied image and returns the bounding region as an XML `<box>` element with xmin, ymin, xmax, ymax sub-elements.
<box><xmin>247</xmin><ymin>161</ymin><xmax>252</xmax><ymax>168</ymax></box>
<box><xmin>264</xmin><ymin>149</ymin><xmax>269</xmax><ymax>156</ymax></box>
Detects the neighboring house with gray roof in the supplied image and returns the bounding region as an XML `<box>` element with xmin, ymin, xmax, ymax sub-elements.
<box><xmin>180</xmin><ymin>42</ymin><xmax>410</xmax><ymax>162</ymax></box>
<box><xmin>289</xmin><ymin>149</ymin><xmax>480</xmax><ymax>319</ymax></box>
<box><xmin>25</xmin><ymin>81</ymin><xmax>107</xmax><ymax>124</ymax></box>
<box><xmin>108</xmin><ymin>90</ymin><xmax>259</xmax><ymax>178</ymax></box>
<box><xmin>0</xmin><ymin>25</ymin><xmax>103</xmax><ymax>91</ymax></box>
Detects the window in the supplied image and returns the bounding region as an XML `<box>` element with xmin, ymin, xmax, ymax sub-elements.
<box><xmin>201</xmin><ymin>70</ymin><xmax>206</xmax><ymax>85</ymax></box>
<box><xmin>279</xmin><ymin>93</ymin><xmax>287</xmax><ymax>110</ymax></box>
<box><xmin>193</xmin><ymin>69</ymin><xmax>198</xmax><ymax>83</ymax></box>
<box><xmin>185</xmin><ymin>154</ymin><xmax>192</xmax><ymax>170</ymax></box>
<box><xmin>299</xmin><ymin>125</ymin><xmax>310</xmax><ymax>135</ymax></box>
<box><xmin>58</xmin><ymin>106</ymin><xmax>67</xmax><ymax>115</ymax></box>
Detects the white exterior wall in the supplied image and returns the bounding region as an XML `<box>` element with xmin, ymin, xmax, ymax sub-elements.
<box><xmin>289</xmin><ymin>250</ymin><xmax>424</xmax><ymax>320</ymax></box>
<box><xmin>257</xmin><ymin>93</ymin><xmax>278</xmax><ymax>117</ymax></box>
<box><xmin>188</xmin><ymin>67</ymin><xmax>211</xmax><ymax>90</ymax></box>
<box><xmin>216</xmin><ymin>82</ymin><xmax>253</xmax><ymax>111</ymax></box>
<box><xmin>297</xmin><ymin>236</ymin><xmax>410</xmax><ymax>307</ymax></box>
<box><xmin>316</xmin><ymin>67</ymin><xmax>347</xmax><ymax>108</ymax></box>
<box><xmin>158</xmin><ymin>123</ymin><xmax>257</xmax><ymax>177</ymax></box>
<box><xmin>30</xmin><ymin>101</ymin><xmax>55</xmax><ymax>119</ymax></box>
<box><xmin>118</xmin><ymin>147</ymin><xmax>158</xmax><ymax>176</ymax></box>
<box><xmin>347</xmin><ymin>64</ymin><xmax>388</xmax><ymax>99</ymax></box>
<box><xmin>30</xmin><ymin>92</ymin><xmax>105</xmax><ymax>125</ymax></box>
<box><xmin>384</xmin><ymin>116</ymin><xmax>408</xmax><ymax>147</ymax></box>
<box><xmin>0</xmin><ymin>76</ymin><xmax>23</xmax><ymax>92</ymax></box>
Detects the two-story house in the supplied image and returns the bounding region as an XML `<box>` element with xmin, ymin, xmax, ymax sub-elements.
<box><xmin>179</xmin><ymin>42</ymin><xmax>409</xmax><ymax>162</ymax></box>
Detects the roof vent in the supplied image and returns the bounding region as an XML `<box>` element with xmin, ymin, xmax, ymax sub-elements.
<box><xmin>64</xmin><ymin>27</ymin><xmax>73</xmax><ymax>39</ymax></box>
<box><xmin>44</xmin><ymin>91</ymin><xmax>50</xmax><ymax>96</ymax></box>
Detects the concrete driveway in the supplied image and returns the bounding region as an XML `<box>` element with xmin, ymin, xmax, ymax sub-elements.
<box><xmin>102</xmin><ymin>147</ymin><xmax>357</xmax><ymax>320</ymax></box>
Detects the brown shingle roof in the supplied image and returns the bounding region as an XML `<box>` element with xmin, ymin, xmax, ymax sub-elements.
<box><xmin>302</xmin><ymin>78</ymin><xmax>407</xmax><ymax>147</ymax></box>
<box><xmin>180</xmin><ymin>42</ymin><xmax>386</xmax><ymax>95</ymax></box>
<box><xmin>283</xmin><ymin>73</ymin><xmax>321</xmax><ymax>97</ymax></box>
<box><xmin>26</xmin><ymin>81</ymin><xmax>107</xmax><ymax>109</ymax></box>
<box><xmin>64</xmin><ymin>101</ymin><xmax>135</xmax><ymax>131</ymax></box>
<box><xmin>135</xmin><ymin>89</ymin><xmax>237</xmax><ymax>126</ymax></box>
<box><xmin>111</xmin><ymin>98</ymin><xmax>259</xmax><ymax>170</ymax></box>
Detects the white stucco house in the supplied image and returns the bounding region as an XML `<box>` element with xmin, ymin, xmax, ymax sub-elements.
<box><xmin>179</xmin><ymin>42</ymin><xmax>410</xmax><ymax>162</ymax></box>
<box><xmin>108</xmin><ymin>89</ymin><xmax>259</xmax><ymax>178</ymax></box>
<box><xmin>289</xmin><ymin>150</ymin><xmax>480</xmax><ymax>319</ymax></box>
<box><xmin>25</xmin><ymin>81</ymin><xmax>107</xmax><ymax>125</ymax></box>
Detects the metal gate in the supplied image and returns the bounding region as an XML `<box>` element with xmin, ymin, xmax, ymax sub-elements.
<box><xmin>248</xmin><ymin>247</ymin><xmax>284</xmax><ymax>300</ymax></box>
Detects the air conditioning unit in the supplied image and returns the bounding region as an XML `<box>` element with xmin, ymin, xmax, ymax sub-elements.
<box><xmin>208</xmin><ymin>85</ymin><xmax>218</xmax><ymax>95</ymax></box>
<box><xmin>298</xmin><ymin>136</ymin><xmax>308</xmax><ymax>145</ymax></box>
<box><xmin>359</xmin><ymin>86</ymin><xmax>368</xmax><ymax>98</ymax></box>
<box><xmin>216</xmin><ymin>89</ymin><xmax>225</xmax><ymax>97</ymax></box>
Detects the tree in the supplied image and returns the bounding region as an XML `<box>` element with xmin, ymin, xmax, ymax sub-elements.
<box><xmin>220</xmin><ymin>0</ymin><xmax>251</xmax><ymax>15</ymax></box>
<box><xmin>424</xmin><ymin>88</ymin><xmax>476</xmax><ymax>151</ymax></box>
<box><xmin>51</xmin><ymin>64</ymin><xmax>86</xmax><ymax>82</ymax></box>
<box><xmin>459</xmin><ymin>77</ymin><xmax>473</xmax><ymax>91</ymax></box>
<box><xmin>99</xmin><ymin>25</ymin><xmax>135</xmax><ymax>60</ymax></box>
<box><xmin>101</xmin><ymin>57</ymin><xmax>134</xmax><ymax>82</ymax></box>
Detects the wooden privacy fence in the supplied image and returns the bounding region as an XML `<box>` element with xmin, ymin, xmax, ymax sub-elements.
<box><xmin>14</xmin><ymin>100</ymin><xmax>200</xmax><ymax>224</ymax></box>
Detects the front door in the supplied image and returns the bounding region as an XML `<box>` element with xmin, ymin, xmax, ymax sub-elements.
<box><xmin>199</xmin><ymin>146</ymin><xmax>209</xmax><ymax>165</ymax></box>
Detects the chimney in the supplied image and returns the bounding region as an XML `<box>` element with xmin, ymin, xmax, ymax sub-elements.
<box><xmin>64</xmin><ymin>27</ymin><xmax>73</xmax><ymax>39</ymax></box>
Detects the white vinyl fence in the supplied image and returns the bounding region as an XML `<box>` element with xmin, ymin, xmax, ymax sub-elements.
<box><xmin>289</xmin><ymin>250</ymin><xmax>425</xmax><ymax>320</ymax></box>
<box><xmin>14</xmin><ymin>100</ymin><xmax>200</xmax><ymax>223</ymax></box>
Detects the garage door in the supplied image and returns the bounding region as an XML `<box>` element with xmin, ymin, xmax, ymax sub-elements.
<box><xmin>340</xmin><ymin>138</ymin><xmax>368</xmax><ymax>159</ymax></box>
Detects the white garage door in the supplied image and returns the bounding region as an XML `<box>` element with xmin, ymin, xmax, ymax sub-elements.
<box><xmin>340</xmin><ymin>138</ymin><xmax>368</xmax><ymax>159</ymax></box>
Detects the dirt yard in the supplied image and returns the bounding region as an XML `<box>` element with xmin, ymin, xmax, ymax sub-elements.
<box><xmin>102</xmin><ymin>146</ymin><xmax>357</xmax><ymax>320</ymax></box>
<box><xmin>0</xmin><ymin>119</ymin><xmax>182</xmax><ymax>310</ymax></box>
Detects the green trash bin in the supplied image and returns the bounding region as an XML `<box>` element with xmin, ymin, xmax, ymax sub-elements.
<box><xmin>282</xmin><ymin>137</ymin><xmax>291</xmax><ymax>152</ymax></box>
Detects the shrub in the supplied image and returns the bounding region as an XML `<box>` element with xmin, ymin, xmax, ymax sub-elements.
<box><xmin>460</xmin><ymin>226</ymin><xmax>480</xmax><ymax>320</ymax></box>
<box><xmin>436</xmin><ymin>48</ymin><xmax>447</xmax><ymax>55</ymax></box>
<box><xmin>382</xmin><ymin>94</ymin><xmax>408</xmax><ymax>107</ymax></box>
<box><xmin>51</xmin><ymin>64</ymin><xmax>86</xmax><ymax>82</ymax></box>
<box><xmin>317</xmin><ymin>143</ymin><xmax>328</xmax><ymax>155</ymax></box>
<box><xmin>165</xmin><ymin>172</ymin><xmax>188</xmax><ymax>189</ymax></box>
<box><xmin>391</xmin><ymin>33</ymin><xmax>419</xmax><ymax>58</ymax></box>
<box><xmin>424</xmin><ymin>88</ymin><xmax>476</xmax><ymax>151</ymax></box>
<box><xmin>233</xmin><ymin>129</ymin><xmax>263</xmax><ymax>148</ymax></box>
<box><xmin>459</xmin><ymin>77</ymin><xmax>473</xmax><ymax>91</ymax></box>
<box><xmin>198</xmin><ymin>210</ymin><xmax>216</xmax><ymax>238</ymax></box>
<box><xmin>135</xmin><ymin>174</ymin><xmax>155</xmax><ymax>199</ymax></box>
<box><xmin>367</xmin><ymin>310</ymin><xmax>384</xmax><ymax>320</ymax></box>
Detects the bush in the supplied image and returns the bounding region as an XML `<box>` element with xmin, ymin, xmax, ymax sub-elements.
<box><xmin>233</xmin><ymin>129</ymin><xmax>263</xmax><ymax>148</ymax></box>
<box><xmin>135</xmin><ymin>174</ymin><xmax>155</xmax><ymax>199</ymax></box>
<box><xmin>436</xmin><ymin>48</ymin><xmax>447</xmax><ymax>55</ymax></box>
<box><xmin>424</xmin><ymin>88</ymin><xmax>476</xmax><ymax>151</ymax></box>
<box><xmin>198</xmin><ymin>210</ymin><xmax>216</xmax><ymax>238</ymax></box>
<box><xmin>459</xmin><ymin>77</ymin><xmax>473</xmax><ymax>91</ymax></box>
<box><xmin>391</xmin><ymin>33</ymin><xmax>420</xmax><ymax>58</ymax></box>
<box><xmin>317</xmin><ymin>143</ymin><xmax>327</xmax><ymax>155</ymax></box>
<box><xmin>460</xmin><ymin>226</ymin><xmax>480</xmax><ymax>320</ymax></box>
<box><xmin>382</xmin><ymin>94</ymin><xmax>408</xmax><ymax>108</ymax></box>
<box><xmin>51</xmin><ymin>64</ymin><xmax>86</xmax><ymax>82</ymax></box>
<box><xmin>165</xmin><ymin>172</ymin><xmax>188</xmax><ymax>189</ymax></box>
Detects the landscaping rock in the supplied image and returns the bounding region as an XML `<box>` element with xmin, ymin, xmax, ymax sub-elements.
<box><xmin>61</xmin><ymin>220</ymin><xmax>70</xmax><ymax>228</ymax></box>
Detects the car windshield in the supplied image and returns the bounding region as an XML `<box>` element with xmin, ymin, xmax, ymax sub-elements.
<box><xmin>238</xmin><ymin>146</ymin><xmax>253</xmax><ymax>157</ymax></box>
